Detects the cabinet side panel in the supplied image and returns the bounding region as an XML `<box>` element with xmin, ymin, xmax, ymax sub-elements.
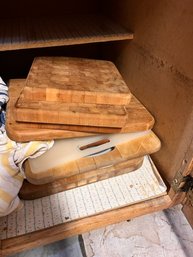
<box><xmin>102</xmin><ymin>0</ymin><xmax>193</xmax><ymax>184</ymax></box>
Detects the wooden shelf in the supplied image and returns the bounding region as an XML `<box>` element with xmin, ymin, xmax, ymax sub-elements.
<box><xmin>1</xmin><ymin>195</ymin><xmax>170</xmax><ymax>257</ymax></box>
<box><xmin>0</xmin><ymin>157</ymin><xmax>169</xmax><ymax>256</ymax></box>
<box><xmin>0</xmin><ymin>15</ymin><xmax>133</xmax><ymax>51</ymax></box>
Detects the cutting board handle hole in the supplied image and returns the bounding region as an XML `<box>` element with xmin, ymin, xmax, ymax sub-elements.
<box><xmin>85</xmin><ymin>147</ymin><xmax>115</xmax><ymax>158</ymax></box>
<box><xmin>79</xmin><ymin>139</ymin><xmax>110</xmax><ymax>151</ymax></box>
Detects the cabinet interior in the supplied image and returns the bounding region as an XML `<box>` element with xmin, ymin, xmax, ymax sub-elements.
<box><xmin>1</xmin><ymin>1</ymin><xmax>193</xmax><ymax>255</ymax></box>
<box><xmin>1</xmin><ymin>0</ymin><xmax>193</xmax><ymax>186</ymax></box>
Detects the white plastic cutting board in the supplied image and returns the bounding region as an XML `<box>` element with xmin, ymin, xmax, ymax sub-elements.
<box><xmin>28</xmin><ymin>130</ymin><xmax>151</xmax><ymax>173</ymax></box>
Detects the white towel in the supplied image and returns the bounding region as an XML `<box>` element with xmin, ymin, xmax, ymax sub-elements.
<box><xmin>0</xmin><ymin>77</ymin><xmax>8</xmax><ymax>108</ymax></box>
<box><xmin>0</xmin><ymin>77</ymin><xmax>54</xmax><ymax>216</ymax></box>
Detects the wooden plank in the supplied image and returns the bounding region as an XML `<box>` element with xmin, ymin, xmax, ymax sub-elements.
<box><xmin>19</xmin><ymin>157</ymin><xmax>144</xmax><ymax>199</ymax></box>
<box><xmin>168</xmin><ymin>140</ymin><xmax>193</xmax><ymax>207</ymax></box>
<box><xmin>0</xmin><ymin>15</ymin><xmax>133</xmax><ymax>51</ymax></box>
<box><xmin>15</xmin><ymin>101</ymin><xmax>128</xmax><ymax>128</ymax></box>
<box><xmin>17</xmin><ymin>57</ymin><xmax>131</xmax><ymax>106</ymax></box>
<box><xmin>1</xmin><ymin>195</ymin><xmax>171</xmax><ymax>257</ymax></box>
<box><xmin>6</xmin><ymin>80</ymin><xmax>155</xmax><ymax>142</ymax></box>
<box><xmin>24</xmin><ymin>131</ymin><xmax>161</xmax><ymax>184</ymax></box>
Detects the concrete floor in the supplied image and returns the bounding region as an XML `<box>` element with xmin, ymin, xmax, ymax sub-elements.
<box><xmin>10</xmin><ymin>205</ymin><xmax>193</xmax><ymax>257</ymax></box>
<box><xmin>83</xmin><ymin>205</ymin><xmax>193</xmax><ymax>257</ymax></box>
<box><xmin>10</xmin><ymin>236</ymin><xmax>84</xmax><ymax>257</ymax></box>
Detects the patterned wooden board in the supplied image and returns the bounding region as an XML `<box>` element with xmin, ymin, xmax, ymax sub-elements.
<box><xmin>17</xmin><ymin>57</ymin><xmax>131</xmax><ymax>106</ymax></box>
<box><xmin>6</xmin><ymin>80</ymin><xmax>95</xmax><ymax>142</ymax></box>
<box><xmin>15</xmin><ymin>100</ymin><xmax>128</xmax><ymax>128</ymax></box>
<box><xmin>6</xmin><ymin>80</ymin><xmax>155</xmax><ymax>142</ymax></box>
<box><xmin>20</xmin><ymin>157</ymin><xmax>144</xmax><ymax>200</ymax></box>
<box><xmin>24</xmin><ymin>130</ymin><xmax>161</xmax><ymax>184</ymax></box>
<box><xmin>0</xmin><ymin>156</ymin><xmax>167</xmax><ymax>240</ymax></box>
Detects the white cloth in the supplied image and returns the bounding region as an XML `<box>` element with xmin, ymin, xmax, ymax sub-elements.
<box><xmin>0</xmin><ymin>77</ymin><xmax>54</xmax><ymax>216</ymax></box>
<box><xmin>0</xmin><ymin>77</ymin><xmax>9</xmax><ymax>108</ymax></box>
<box><xmin>0</xmin><ymin>131</ymin><xmax>53</xmax><ymax>216</ymax></box>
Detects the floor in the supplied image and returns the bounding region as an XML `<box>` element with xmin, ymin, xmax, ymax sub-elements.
<box><xmin>10</xmin><ymin>236</ymin><xmax>85</xmax><ymax>257</ymax></box>
<box><xmin>83</xmin><ymin>205</ymin><xmax>193</xmax><ymax>257</ymax></box>
<box><xmin>10</xmin><ymin>205</ymin><xmax>193</xmax><ymax>257</ymax></box>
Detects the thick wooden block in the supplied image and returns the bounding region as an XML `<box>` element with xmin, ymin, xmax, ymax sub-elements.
<box><xmin>17</xmin><ymin>57</ymin><xmax>131</xmax><ymax>105</ymax></box>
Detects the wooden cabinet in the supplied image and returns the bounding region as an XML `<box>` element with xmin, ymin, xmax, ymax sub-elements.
<box><xmin>0</xmin><ymin>0</ymin><xmax>193</xmax><ymax>256</ymax></box>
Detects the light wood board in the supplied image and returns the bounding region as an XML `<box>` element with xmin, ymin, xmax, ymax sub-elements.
<box><xmin>17</xmin><ymin>57</ymin><xmax>131</xmax><ymax>105</ymax></box>
<box><xmin>20</xmin><ymin>157</ymin><xmax>143</xmax><ymax>199</ymax></box>
<box><xmin>15</xmin><ymin>100</ymin><xmax>128</xmax><ymax>128</ymax></box>
<box><xmin>6</xmin><ymin>80</ymin><xmax>95</xmax><ymax>141</ymax></box>
<box><xmin>6</xmin><ymin>80</ymin><xmax>155</xmax><ymax>142</ymax></box>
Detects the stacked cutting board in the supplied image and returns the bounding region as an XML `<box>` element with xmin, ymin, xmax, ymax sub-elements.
<box><xmin>6</xmin><ymin>57</ymin><xmax>161</xmax><ymax>200</ymax></box>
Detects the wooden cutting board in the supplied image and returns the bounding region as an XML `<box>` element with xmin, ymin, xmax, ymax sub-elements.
<box><xmin>6</xmin><ymin>80</ymin><xmax>95</xmax><ymax>141</ymax></box>
<box><xmin>17</xmin><ymin>57</ymin><xmax>131</xmax><ymax>105</ymax></box>
<box><xmin>24</xmin><ymin>130</ymin><xmax>161</xmax><ymax>185</ymax></box>
<box><xmin>15</xmin><ymin>100</ymin><xmax>128</xmax><ymax>127</ymax></box>
<box><xmin>20</xmin><ymin>157</ymin><xmax>143</xmax><ymax>200</ymax></box>
<box><xmin>6</xmin><ymin>80</ymin><xmax>155</xmax><ymax>142</ymax></box>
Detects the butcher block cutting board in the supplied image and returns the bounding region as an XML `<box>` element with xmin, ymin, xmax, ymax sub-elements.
<box><xmin>20</xmin><ymin>157</ymin><xmax>144</xmax><ymax>199</ymax></box>
<box><xmin>24</xmin><ymin>130</ymin><xmax>161</xmax><ymax>185</ymax></box>
<box><xmin>15</xmin><ymin>100</ymin><xmax>128</xmax><ymax>127</ymax></box>
<box><xmin>6</xmin><ymin>80</ymin><xmax>155</xmax><ymax>142</ymax></box>
<box><xmin>17</xmin><ymin>57</ymin><xmax>131</xmax><ymax>105</ymax></box>
<box><xmin>6</xmin><ymin>80</ymin><xmax>95</xmax><ymax>141</ymax></box>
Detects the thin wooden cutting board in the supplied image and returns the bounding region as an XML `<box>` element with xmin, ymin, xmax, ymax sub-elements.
<box><xmin>6</xmin><ymin>80</ymin><xmax>95</xmax><ymax>141</ymax></box>
<box><xmin>6</xmin><ymin>80</ymin><xmax>155</xmax><ymax>142</ymax></box>
<box><xmin>15</xmin><ymin>100</ymin><xmax>128</xmax><ymax>127</ymax></box>
<box><xmin>17</xmin><ymin>57</ymin><xmax>131</xmax><ymax>105</ymax></box>
<box><xmin>20</xmin><ymin>157</ymin><xmax>144</xmax><ymax>200</ymax></box>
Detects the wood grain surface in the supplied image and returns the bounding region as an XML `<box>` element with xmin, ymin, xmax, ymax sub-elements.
<box><xmin>20</xmin><ymin>157</ymin><xmax>143</xmax><ymax>199</ymax></box>
<box><xmin>17</xmin><ymin>57</ymin><xmax>131</xmax><ymax>105</ymax></box>
<box><xmin>6</xmin><ymin>80</ymin><xmax>95</xmax><ymax>141</ymax></box>
<box><xmin>6</xmin><ymin>80</ymin><xmax>155</xmax><ymax>142</ymax></box>
<box><xmin>15</xmin><ymin>101</ymin><xmax>128</xmax><ymax>127</ymax></box>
